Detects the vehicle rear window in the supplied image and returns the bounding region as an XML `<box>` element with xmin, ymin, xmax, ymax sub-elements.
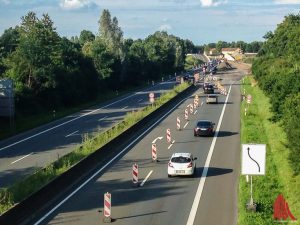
<box><xmin>171</xmin><ymin>156</ymin><xmax>191</xmax><ymax>163</ymax></box>
<box><xmin>197</xmin><ymin>121</ymin><xmax>211</xmax><ymax>127</ymax></box>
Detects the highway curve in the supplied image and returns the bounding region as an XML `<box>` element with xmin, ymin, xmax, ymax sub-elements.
<box><xmin>31</xmin><ymin>65</ymin><xmax>246</xmax><ymax>225</ymax></box>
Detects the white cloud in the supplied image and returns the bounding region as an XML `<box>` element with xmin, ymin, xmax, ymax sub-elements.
<box><xmin>0</xmin><ymin>0</ymin><xmax>10</xmax><ymax>4</ymax></box>
<box><xmin>274</xmin><ymin>0</ymin><xmax>300</xmax><ymax>4</ymax></box>
<box><xmin>159</xmin><ymin>24</ymin><xmax>172</xmax><ymax>31</ymax></box>
<box><xmin>60</xmin><ymin>0</ymin><xmax>91</xmax><ymax>10</ymax></box>
<box><xmin>200</xmin><ymin>0</ymin><xmax>228</xmax><ymax>7</ymax></box>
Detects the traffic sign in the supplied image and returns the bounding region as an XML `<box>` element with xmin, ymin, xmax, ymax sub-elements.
<box><xmin>241</xmin><ymin>144</ymin><xmax>266</xmax><ymax>175</ymax></box>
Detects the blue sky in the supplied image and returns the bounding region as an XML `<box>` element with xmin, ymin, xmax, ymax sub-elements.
<box><xmin>0</xmin><ymin>0</ymin><xmax>299</xmax><ymax>45</ymax></box>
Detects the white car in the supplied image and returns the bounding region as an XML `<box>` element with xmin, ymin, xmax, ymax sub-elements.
<box><xmin>168</xmin><ymin>153</ymin><xmax>197</xmax><ymax>177</ymax></box>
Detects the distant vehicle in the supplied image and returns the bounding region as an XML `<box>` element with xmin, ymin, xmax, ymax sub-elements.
<box><xmin>194</xmin><ymin>120</ymin><xmax>215</xmax><ymax>136</ymax></box>
<box><xmin>168</xmin><ymin>153</ymin><xmax>197</xmax><ymax>177</ymax></box>
<box><xmin>203</xmin><ymin>83</ymin><xmax>214</xmax><ymax>94</ymax></box>
<box><xmin>206</xmin><ymin>94</ymin><xmax>219</xmax><ymax>104</ymax></box>
<box><xmin>210</xmin><ymin>66</ymin><xmax>217</xmax><ymax>74</ymax></box>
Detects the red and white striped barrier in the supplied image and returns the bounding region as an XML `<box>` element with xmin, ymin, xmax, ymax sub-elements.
<box><xmin>103</xmin><ymin>192</ymin><xmax>112</xmax><ymax>222</ymax></box>
<box><xmin>193</xmin><ymin>100</ymin><xmax>197</xmax><ymax>109</ymax></box>
<box><xmin>189</xmin><ymin>104</ymin><xmax>193</xmax><ymax>114</ymax></box>
<box><xmin>152</xmin><ymin>144</ymin><xmax>157</xmax><ymax>161</ymax></box>
<box><xmin>185</xmin><ymin>109</ymin><xmax>189</xmax><ymax>120</ymax></box>
<box><xmin>166</xmin><ymin>128</ymin><xmax>171</xmax><ymax>143</ymax></box>
<box><xmin>194</xmin><ymin>95</ymin><xmax>199</xmax><ymax>107</ymax></box>
<box><xmin>177</xmin><ymin>117</ymin><xmax>181</xmax><ymax>130</ymax></box>
<box><xmin>221</xmin><ymin>88</ymin><xmax>227</xmax><ymax>96</ymax></box>
<box><xmin>132</xmin><ymin>163</ymin><xmax>138</xmax><ymax>185</ymax></box>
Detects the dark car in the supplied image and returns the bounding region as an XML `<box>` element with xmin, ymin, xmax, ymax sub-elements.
<box><xmin>210</xmin><ymin>66</ymin><xmax>217</xmax><ymax>74</ymax></box>
<box><xmin>203</xmin><ymin>83</ymin><xmax>214</xmax><ymax>94</ymax></box>
<box><xmin>194</xmin><ymin>120</ymin><xmax>215</xmax><ymax>136</ymax></box>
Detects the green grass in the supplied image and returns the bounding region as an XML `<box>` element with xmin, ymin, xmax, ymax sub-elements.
<box><xmin>239</xmin><ymin>76</ymin><xmax>300</xmax><ymax>225</ymax></box>
<box><xmin>0</xmin><ymin>82</ymin><xmax>190</xmax><ymax>215</ymax></box>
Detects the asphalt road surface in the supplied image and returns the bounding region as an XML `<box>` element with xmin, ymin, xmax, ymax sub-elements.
<box><xmin>0</xmin><ymin>80</ymin><xmax>177</xmax><ymax>188</ymax></box>
<box><xmin>32</xmin><ymin>66</ymin><xmax>246</xmax><ymax>225</ymax></box>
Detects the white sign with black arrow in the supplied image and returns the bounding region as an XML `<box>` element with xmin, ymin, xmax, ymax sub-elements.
<box><xmin>241</xmin><ymin>144</ymin><xmax>266</xmax><ymax>175</ymax></box>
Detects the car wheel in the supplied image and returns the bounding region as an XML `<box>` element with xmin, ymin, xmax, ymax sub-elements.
<box><xmin>168</xmin><ymin>174</ymin><xmax>171</xmax><ymax>178</ymax></box>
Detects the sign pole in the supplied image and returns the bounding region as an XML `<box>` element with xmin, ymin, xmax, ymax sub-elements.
<box><xmin>250</xmin><ymin>175</ymin><xmax>253</xmax><ymax>205</ymax></box>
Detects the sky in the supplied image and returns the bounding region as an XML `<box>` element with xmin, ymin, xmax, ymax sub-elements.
<box><xmin>0</xmin><ymin>0</ymin><xmax>299</xmax><ymax>45</ymax></box>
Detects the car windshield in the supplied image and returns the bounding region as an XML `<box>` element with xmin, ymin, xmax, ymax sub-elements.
<box><xmin>171</xmin><ymin>156</ymin><xmax>192</xmax><ymax>163</ymax></box>
<box><xmin>197</xmin><ymin>121</ymin><xmax>211</xmax><ymax>127</ymax></box>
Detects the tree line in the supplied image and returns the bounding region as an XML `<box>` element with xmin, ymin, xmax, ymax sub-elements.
<box><xmin>252</xmin><ymin>12</ymin><xmax>300</xmax><ymax>174</ymax></box>
<box><xmin>203</xmin><ymin>40</ymin><xmax>263</xmax><ymax>54</ymax></box>
<box><xmin>0</xmin><ymin>10</ymin><xmax>197</xmax><ymax>115</ymax></box>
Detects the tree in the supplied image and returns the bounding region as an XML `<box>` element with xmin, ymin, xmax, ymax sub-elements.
<box><xmin>216</xmin><ymin>41</ymin><xmax>226</xmax><ymax>53</ymax></box>
<box><xmin>5</xmin><ymin>12</ymin><xmax>61</xmax><ymax>92</ymax></box>
<box><xmin>252</xmin><ymin>12</ymin><xmax>300</xmax><ymax>174</ymax></box>
<box><xmin>185</xmin><ymin>55</ymin><xmax>203</xmax><ymax>70</ymax></box>
<box><xmin>0</xmin><ymin>27</ymin><xmax>20</xmax><ymax>76</ymax></box>
<box><xmin>91</xmin><ymin>38</ymin><xmax>115</xmax><ymax>80</ymax></box>
<box><xmin>79</xmin><ymin>30</ymin><xmax>95</xmax><ymax>45</ymax></box>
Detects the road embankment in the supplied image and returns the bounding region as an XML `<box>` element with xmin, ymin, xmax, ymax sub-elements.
<box><xmin>238</xmin><ymin>76</ymin><xmax>300</xmax><ymax>225</ymax></box>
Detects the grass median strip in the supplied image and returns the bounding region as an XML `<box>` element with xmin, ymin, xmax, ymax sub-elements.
<box><xmin>0</xmin><ymin>82</ymin><xmax>190</xmax><ymax>215</ymax></box>
<box><xmin>239</xmin><ymin>76</ymin><xmax>300</xmax><ymax>225</ymax></box>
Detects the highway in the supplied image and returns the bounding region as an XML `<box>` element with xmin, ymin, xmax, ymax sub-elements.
<box><xmin>32</xmin><ymin>66</ymin><xmax>245</xmax><ymax>225</ymax></box>
<box><xmin>0</xmin><ymin>80</ymin><xmax>176</xmax><ymax>188</ymax></box>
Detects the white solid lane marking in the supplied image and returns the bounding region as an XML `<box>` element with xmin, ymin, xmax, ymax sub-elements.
<box><xmin>140</xmin><ymin>170</ymin><xmax>153</xmax><ymax>187</ymax></box>
<box><xmin>194</xmin><ymin>110</ymin><xmax>197</xmax><ymax>115</ymax></box>
<box><xmin>65</xmin><ymin>130</ymin><xmax>78</xmax><ymax>138</ymax></box>
<box><xmin>186</xmin><ymin>85</ymin><xmax>232</xmax><ymax>225</ymax></box>
<box><xmin>11</xmin><ymin>152</ymin><xmax>33</xmax><ymax>164</ymax></box>
<box><xmin>0</xmin><ymin>82</ymin><xmax>176</xmax><ymax>152</ymax></box>
<box><xmin>184</xmin><ymin>122</ymin><xmax>189</xmax><ymax>128</ymax></box>
<box><xmin>201</xmin><ymin>102</ymin><xmax>204</xmax><ymax>106</ymax></box>
<box><xmin>138</xmin><ymin>99</ymin><xmax>143</xmax><ymax>102</ymax></box>
<box><xmin>98</xmin><ymin>116</ymin><xmax>108</xmax><ymax>122</ymax></box>
<box><xmin>168</xmin><ymin>140</ymin><xmax>175</xmax><ymax>150</ymax></box>
<box><xmin>122</xmin><ymin>106</ymin><xmax>128</xmax><ymax>110</ymax></box>
<box><xmin>34</xmin><ymin>94</ymin><xmax>189</xmax><ymax>225</ymax></box>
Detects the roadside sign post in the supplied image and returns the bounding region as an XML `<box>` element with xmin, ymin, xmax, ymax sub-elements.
<box><xmin>177</xmin><ymin>117</ymin><xmax>181</xmax><ymax>130</ymax></box>
<box><xmin>185</xmin><ymin>109</ymin><xmax>189</xmax><ymax>121</ymax></box>
<box><xmin>149</xmin><ymin>92</ymin><xmax>155</xmax><ymax>106</ymax></box>
<box><xmin>247</xmin><ymin>95</ymin><xmax>252</xmax><ymax>104</ymax></box>
<box><xmin>152</xmin><ymin>144</ymin><xmax>158</xmax><ymax>162</ymax></box>
<box><xmin>132</xmin><ymin>163</ymin><xmax>139</xmax><ymax>186</ymax></box>
<box><xmin>241</xmin><ymin>144</ymin><xmax>266</xmax><ymax>212</ymax></box>
<box><xmin>166</xmin><ymin>128</ymin><xmax>171</xmax><ymax>143</ymax></box>
<box><xmin>103</xmin><ymin>192</ymin><xmax>112</xmax><ymax>223</ymax></box>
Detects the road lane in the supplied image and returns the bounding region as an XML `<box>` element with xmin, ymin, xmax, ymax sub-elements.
<box><xmin>0</xmin><ymin>81</ymin><xmax>177</xmax><ymax>187</ymax></box>
<box><xmin>193</xmin><ymin>79</ymin><xmax>242</xmax><ymax>225</ymax></box>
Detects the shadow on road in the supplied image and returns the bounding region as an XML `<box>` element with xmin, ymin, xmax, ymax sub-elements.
<box><xmin>113</xmin><ymin>210</ymin><xmax>167</xmax><ymax>220</ymax></box>
<box><xmin>217</xmin><ymin>131</ymin><xmax>238</xmax><ymax>137</ymax></box>
<box><xmin>195</xmin><ymin>167</ymin><xmax>233</xmax><ymax>178</ymax></box>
